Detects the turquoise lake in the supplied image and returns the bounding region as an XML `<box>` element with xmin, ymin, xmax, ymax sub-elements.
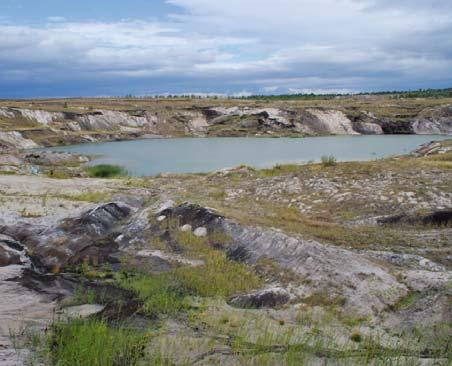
<box><xmin>49</xmin><ymin>135</ymin><xmax>450</xmax><ymax>176</ymax></box>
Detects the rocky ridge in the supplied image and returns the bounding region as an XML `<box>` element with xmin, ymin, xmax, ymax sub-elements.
<box><xmin>0</xmin><ymin>101</ymin><xmax>451</xmax><ymax>148</ymax></box>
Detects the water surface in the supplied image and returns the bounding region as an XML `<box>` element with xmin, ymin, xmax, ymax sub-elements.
<box><xmin>49</xmin><ymin>135</ymin><xmax>450</xmax><ymax>176</ymax></box>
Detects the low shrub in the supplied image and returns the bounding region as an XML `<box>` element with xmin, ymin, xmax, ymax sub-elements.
<box><xmin>85</xmin><ymin>164</ymin><xmax>127</xmax><ymax>178</ymax></box>
<box><xmin>321</xmin><ymin>155</ymin><xmax>337</xmax><ymax>167</ymax></box>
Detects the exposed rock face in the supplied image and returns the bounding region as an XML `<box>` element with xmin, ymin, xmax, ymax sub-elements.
<box><xmin>304</xmin><ymin>109</ymin><xmax>359</xmax><ymax>135</ymax></box>
<box><xmin>1</xmin><ymin>203</ymin><xmax>132</xmax><ymax>271</ymax></box>
<box><xmin>0</xmin><ymin>103</ymin><xmax>450</xmax><ymax>148</ymax></box>
<box><xmin>185</xmin><ymin>112</ymin><xmax>209</xmax><ymax>135</ymax></box>
<box><xmin>362</xmin><ymin>251</ymin><xmax>445</xmax><ymax>272</ymax></box>
<box><xmin>17</xmin><ymin>108</ymin><xmax>64</xmax><ymax>125</ymax></box>
<box><xmin>412</xmin><ymin>105</ymin><xmax>452</xmax><ymax>134</ymax></box>
<box><xmin>352</xmin><ymin>121</ymin><xmax>384</xmax><ymax>134</ymax></box>
<box><xmin>74</xmin><ymin>110</ymin><xmax>156</xmax><ymax>131</ymax></box>
<box><xmin>223</xmin><ymin>222</ymin><xmax>407</xmax><ymax>317</ymax></box>
<box><xmin>0</xmin><ymin>131</ymin><xmax>39</xmax><ymax>149</ymax></box>
<box><xmin>207</xmin><ymin>107</ymin><xmax>291</xmax><ymax>127</ymax></box>
<box><xmin>203</xmin><ymin>107</ymin><xmax>360</xmax><ymax>135</ymax></box>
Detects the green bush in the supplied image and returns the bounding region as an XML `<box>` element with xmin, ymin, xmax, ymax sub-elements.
<box><xmin>86</xmin><ymin>164</ymin><xmax>127</xmax><ymax>178</ymax></box>
<box><xmin>321</xmin><ymin>155</ymin><xmax>337</xmax><ymax>167</ymax></box>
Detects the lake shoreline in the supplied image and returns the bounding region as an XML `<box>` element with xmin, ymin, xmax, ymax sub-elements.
<box><xmin>44</xmin><ymin>135</ymin><xmax>452</xmax><ymax>176</ymax></box>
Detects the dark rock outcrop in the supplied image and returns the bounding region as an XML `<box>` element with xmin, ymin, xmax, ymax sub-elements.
<box><xmin>380</xmin><ymin>120</ymin><xmax>414</xmax><ymax>134</ymax></box>
<box><xmin>228</xmin><ymin>287</ymin><xmax>290</xmax><ymax>309</ymax></box>
<box><xmin>377</xmin><ymin>209</ymin><xmax>452</xmax><ymax>227</ymax></box>
<box><xmin>159</xmin><ymin>203</ymin><xmax>223</xmax><ymax>229</ymax></box>
<box><xmin>1</xmin><ymin>203</ymin><xmax>132</xmax><ymax>271</ymax></box>
<box><xmin>62</xmin><ymin>202</ymin><xmax>131</xmax><ymax>237</ymax></box>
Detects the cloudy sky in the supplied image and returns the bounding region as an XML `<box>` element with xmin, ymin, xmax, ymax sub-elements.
<box><xmin>1</xmin><ymin>0</ymin><xmax>451</xmax><ymax>97</ymax></box>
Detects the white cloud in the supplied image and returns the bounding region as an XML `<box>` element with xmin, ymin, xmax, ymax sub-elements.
<box><xmin>0</xmin><ymin>0</ymin><xmax>451</xmax><ymax>96</ymax></box>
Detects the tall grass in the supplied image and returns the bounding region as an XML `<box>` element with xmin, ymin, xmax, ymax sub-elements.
<box><xmin>46</xmin><ymin>319</ymin><xmax>147</xmax><ymax>366</ymax></box>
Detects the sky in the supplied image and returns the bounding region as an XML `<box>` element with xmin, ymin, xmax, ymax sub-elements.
<box><xmin>0</xmin><ymin>0</ymin><xmax>451</xmax><ymax>98</ymax></box>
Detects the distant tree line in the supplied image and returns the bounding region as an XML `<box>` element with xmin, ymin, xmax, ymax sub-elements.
<box><xmin>115</xmin><ymin>87</ymin><xmax>452</xmax><ymax>101</ymax></box>
<box><xmin>237</xmin><ymin>87</ymin><xmax>452</xmax><ymax>101</ymax></box>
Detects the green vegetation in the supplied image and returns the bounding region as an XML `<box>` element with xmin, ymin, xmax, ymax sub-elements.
<box><xmin>321</xmin><ymin>155</ymin><xmax>337</xmax><ymax>167</ymax></box>
<box><xmin>0</xmin><ymin>170</ymin><xmax>16</xmax><ymax>175</ymax></box>
<box><xmin>118</xmin><ymin>258</ymin><xmax>261</xmax><ymax>317</ymax></box>
<box><xmin>117</xmin><ymin>225</ymin><xmax>261</xmax><ymax>318</ymax></box>
<box><xmin>118</xmin><ymin>253</ymin><xmax>261</xmax><ymax>317</ymax></box>
<box><xmin>117</xmin><ymin>274</ymin><xmax>187</xmax><ymax>318</ymax></box>
<box><xmin>401</xmin><ymin>88</ymin><xmax>452</xmax><ymax>99</ymax></box>
<box><xmin>239</xmin><ymin>87</ymin><xmax>452</xmax><ymax>100</ymax></box>
<box><xmin>388</xmin><ymin>291</ymin><xmax>423</xmax><ymax>311</ymax></box>
<box><xmin>173</xmin><ymin>250</ymin><xmax>261</xmax><ymax>298</ymax></box>
<box><xmin>4</xmin><ymin>137</ymin><xmax>451</xmax><ymax>365</ymax></box>
<box><xmin>44</xmin><ymin>319</ymin><xmax>147</xmax><ymax>366</ymax></box>
<box><xmin>59</xmin><ymin>191</ymin><xmax>112</xmax><ymax>202</ymax></box>
<box><xmin>85</xmin><ymin>164</ymin><xmax>127</xmax><ymax>178</ymax></box>
<box><xmin>259</xmin><ymin>163</ymin><xmax>303</xmax><ymax>177</ymax></box>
